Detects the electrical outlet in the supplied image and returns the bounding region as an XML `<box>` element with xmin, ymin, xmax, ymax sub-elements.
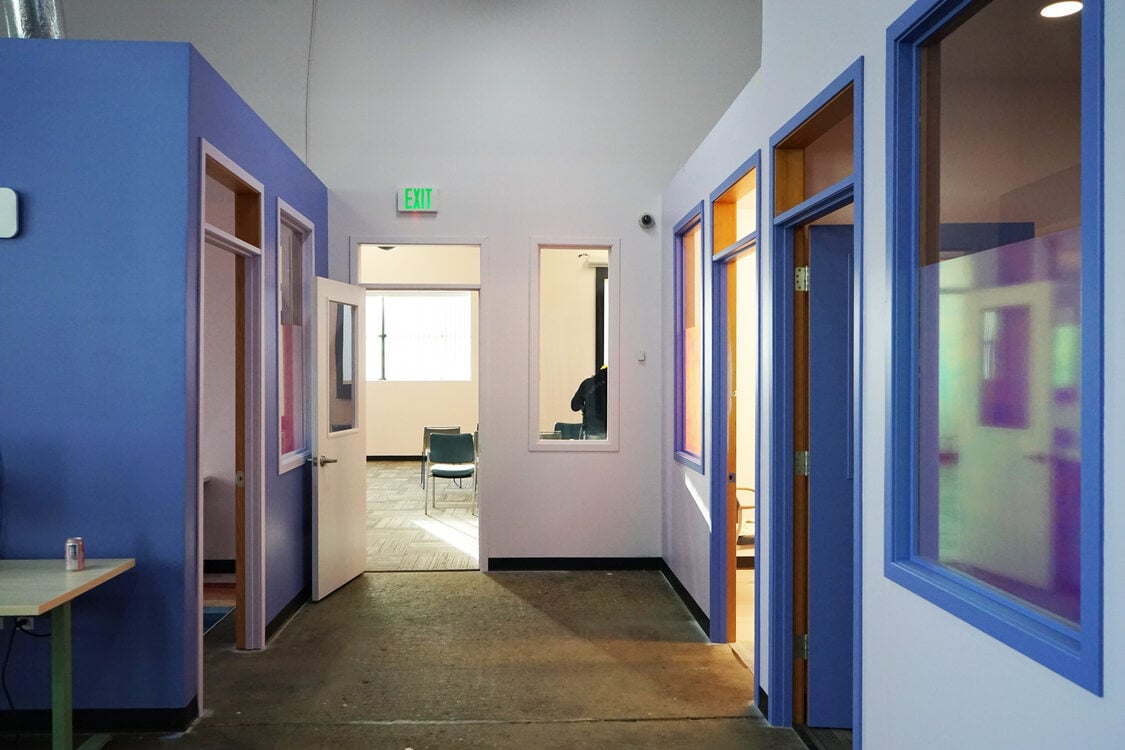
<box><xmin>16</xmin><ymin>616</ymin><xmax>36</xmax><ymax>631</ymax></box>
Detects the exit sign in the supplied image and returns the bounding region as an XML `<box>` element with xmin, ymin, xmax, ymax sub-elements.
<box><xmin>397</xmin><ymin>186</ymin><xmax>438</xmax><ymax>213</ymax></box>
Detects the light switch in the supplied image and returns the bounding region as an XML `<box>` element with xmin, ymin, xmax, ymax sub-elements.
<box><xmin>0</xmin><ymin>188</ymin><xmax>17</xmax><ymax>239</ymax></box>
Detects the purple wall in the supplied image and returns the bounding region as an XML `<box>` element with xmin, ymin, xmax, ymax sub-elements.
<box><xmin>187</xmin><ymin>46</ymin><xmax>328</xmax><ymax>633</ymax></box>
<box><xmin>0</xmin><ymin>38</ymin><xmax>327</xmax><ymax>726</ymax></box>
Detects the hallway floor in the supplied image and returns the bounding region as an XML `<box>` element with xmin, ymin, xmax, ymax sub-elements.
<box><xmin>8</xmin><ymin>570</ymin><xmax>805</xmax><ymax>749</ymax></box>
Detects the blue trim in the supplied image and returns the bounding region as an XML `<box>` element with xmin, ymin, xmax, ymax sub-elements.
<box><xmin>766</xmin><ymin>57</ymin><xmax>864</xmax><ymax>736</ymax></box>
<box><xmin>708</xmin><ymin>152</ymin><xmax>762</xmax><ymax>645</ymax></box>
<box><xmin>673</xmin><ymin>202</ymin><xmax>706</xmax><ymax>473</ymax></box>
<box><xmin>884</xmin><ymin>0</ymin><xmax>1103</xmax><ymax>694</ymax></box>
<box><xmin>851</xmin><ymin>59</ymin><xmax>865</xmax><ymax>750</ymax></box>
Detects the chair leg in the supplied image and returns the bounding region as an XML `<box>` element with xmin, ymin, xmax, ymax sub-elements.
<box><xmin>420</xmin><ymin>455</ymin><xmax>426</xmax><ymax>489</ymax></box>
<box><xmin>426</xmin><ymin>477</ymin><xmax>432</xmax><ymax>516</ymax></box>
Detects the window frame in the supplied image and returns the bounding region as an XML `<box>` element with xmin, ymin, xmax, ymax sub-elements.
<box><xmin>276</xmin><ymin>199</ymin><xmax>314</xmax><ymax>474</ymax></box>
<box><xmin>885</xmin><ymin>0</ymin><xmax>1104</xmax><ymax>693</ymax></box>
<box><xmin>674</xmin><ymin>203</ymin><xmax>706</xmax><ymax>472</ymax></box>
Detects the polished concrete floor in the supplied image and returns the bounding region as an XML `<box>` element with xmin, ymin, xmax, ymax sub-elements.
<box><xmin>7</xmin><ymin>570</ymin><xmax>804</xmax><ymax>749</ymax></box>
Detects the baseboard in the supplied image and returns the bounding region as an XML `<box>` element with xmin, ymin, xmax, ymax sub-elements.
<box><xmin>266</xmin><ymin>586</ymin><xmax>309</xmax><ymax>642</ymax></box>
<box><xmin>0</xmin><ymin>696</ymin><xmax>198</xmax><ymax>733</ymax></box>
<box><xmin>367</xmin><ymin>455</ymin><xmax>420</xmax><ymax>462</ymax></box>
<box><xmin>658</xmin><ymin>559</ymin><xmax>711</xmax><ymax>636</ymax></box>
<box><xmin>203</xmin><ymin>558</ymin><xmax>235</xmax><ymax>575</ymax></box>
<box><xmin>487</xmin><ymin>557</ymin><xmax>663</xmax><ymax>572</ymax></box>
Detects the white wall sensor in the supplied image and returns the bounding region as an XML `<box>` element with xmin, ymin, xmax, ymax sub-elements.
<box><xmin>0</xmin><ymin>188</ymin><xmax>17</xmax><ymax>239</ymax></box>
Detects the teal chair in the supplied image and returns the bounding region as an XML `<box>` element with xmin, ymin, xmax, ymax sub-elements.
<box><xmin>554</xmin><ymin>421</ymin><xmax>583</xmax><ymax>440</ymax></box>
<box><xmin>426</xmin><ymin>432</ymin><xmax>477</xmax><ymax>515</ymax></box>
<box><xmin>420</xmin><ymin>425</ymin><xmax>460</xmax><ymax>488</ymax></box>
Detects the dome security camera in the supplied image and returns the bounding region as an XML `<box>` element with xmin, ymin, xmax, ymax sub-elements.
<box><xmin>638</xmin><ymin>213</ymin><xmax>655</xmax><ymax>229</ymax></box>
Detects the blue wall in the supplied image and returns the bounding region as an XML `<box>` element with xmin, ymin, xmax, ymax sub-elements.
<box><xmin>0</xmin><ymin>39</ymin><xmax>327</xmax><ymax>723</ymax></box>
<box><xmin>187</xmin><ymin>46</ymin><xmax>328</xmax><ymax>629</ymax></box>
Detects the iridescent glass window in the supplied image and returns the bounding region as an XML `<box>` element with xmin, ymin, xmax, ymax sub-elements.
<box><xmin>915</xmin><ymin>0</ymin><xmax>1082</xmax><ymax>624</ymax></box>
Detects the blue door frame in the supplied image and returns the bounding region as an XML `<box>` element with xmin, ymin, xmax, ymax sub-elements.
<box><xmin>764</xmin><ymin>58</ymin><xmax>864</xmax><ymax>743</ymax></box>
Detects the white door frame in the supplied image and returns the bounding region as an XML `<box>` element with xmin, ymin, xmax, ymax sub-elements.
<box><xmin>348</xmin><ymin>235</ymin><xmax>487</xmax><ymax>567</ymax></box>
<box><xmin>197</xmin><ymin>141</ymin><xmax>267</xmax><ymax>714</ymax></box>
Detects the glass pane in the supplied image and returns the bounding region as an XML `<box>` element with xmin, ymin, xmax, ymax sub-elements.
<box><xmin>537</xmin><ymin>247</ymin><xmax>610</xmax><ymax>439</ymax></box>
<box><xmin>382</xmin><ymin>293</ymin><xmax>472</xmax><ymax>381</ymax></box>
<box><xmin>329</xmin><ymin>301</ymin><xmax>356</xmax><ymax>433</ymax></box>
<box><xmin>279</xmin><ymin>221</ymin><xmax>307</xmax><ymax>455</ymax></box>
<box><xmin>714</xmin><ymin>166</ymin><xmax>758</xmax><ymax>253</ymax></box>
<box><xmin>680</xmin><ymin>223</ymin><xmax>703</xmax><ymax>458</ymax></box>
<box><xmin>916</xmin><ymin>0</ymin><xmax>1081</xmax><ymax>624</ymax></box>
<box><xmin>773</xmin><ymin>87</ymin><xmax>853</xmax><ymax>216</ymax></box>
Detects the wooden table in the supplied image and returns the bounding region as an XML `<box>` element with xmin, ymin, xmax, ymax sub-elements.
<box><xmin>0</xmin><ymin>558</ymin><xmax>135</xmax><ymax>750</ymax></box>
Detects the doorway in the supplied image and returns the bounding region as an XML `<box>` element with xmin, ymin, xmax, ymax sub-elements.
<box><xmin>766</xmin><ymin>61</ymin><xmax>862</xmax><ymax>738</ymax></box>
<box><xmin>716</xmin><ymin>244</ymin><xmax>759</xmax><ymax>666</ymax></box>
<box><xmin>709</xmin><ymin>154</ymin><xmax>761</xmax><ymax>672</ymax></box>
<box><xmin>354</xmin><ymin>242</ymin><xmax>482</xmax><ymax>571</ymax></box>
<box><xmin>198</xmin><ymin>141</ymin><xmax>267</xmax><ymax>711</ymax></box>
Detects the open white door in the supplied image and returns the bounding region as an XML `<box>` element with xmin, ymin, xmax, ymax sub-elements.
<box><xmin>312</xmin><ymin>277</ymin><xmax>367</xmax><ymax>600</ymax></box>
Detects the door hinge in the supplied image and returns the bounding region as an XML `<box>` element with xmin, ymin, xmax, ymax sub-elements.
<box><xmin>794</xmin><ymin>265</ymin><xmax>810</xmax><ymax>292</ymax></box>
<box><xmin>794</xmin><ymin>451</ymin><xmax>809</xmax><ymax>476</ymax></box>
<box><xmin>795</xmin><ymin>633</ymin><xmax>809</xmax><ymax>660</ymax></box>
<box><xmin>235</xmin><ymin>470</ymin><xmax>246</xmax><ymax>488</ymax></box>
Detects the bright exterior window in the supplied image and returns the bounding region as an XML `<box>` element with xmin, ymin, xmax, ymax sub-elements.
<box><xmin>278</xmin><ymin>212</ymin><xmax>310</xmax><ymax>468</ymax></box>
<box><xmin>887</xmin><ymin>0</ymin><xmax>1102</xmax><ymax>691</ymax></box>
<box><xmin>674</xmin><ymin>205</ymin><xmax>704</xmax><ymax>470</ymax></box>
<box><xmin>365</xmin><ymin>291</ymin><xmax>472</xmax><ymax>382</ymax></box>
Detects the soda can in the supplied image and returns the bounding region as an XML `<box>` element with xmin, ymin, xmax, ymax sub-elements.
<box><xmin>65</xmin><ymin>537</ymin><xmax>85</xmax><ymax>571</ymax></box>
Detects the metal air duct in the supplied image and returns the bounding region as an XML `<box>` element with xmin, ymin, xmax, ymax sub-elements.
<box><xmin>2</xmin><ymin>0</ymin><xmax>66</xmax><ymax>38</ymax></box>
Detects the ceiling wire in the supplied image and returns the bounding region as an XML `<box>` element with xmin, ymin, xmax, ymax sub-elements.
<box><xmin>304</xmin><ymin>0</ymin><xmax>319</xmax><ymax>163</ymax></box>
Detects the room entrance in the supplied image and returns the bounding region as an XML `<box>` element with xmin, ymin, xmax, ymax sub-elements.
<box><xmin>709</xmin><ymin>155</ymin><xmax>761</xmax><ymax>673</ymax></box>
<box><xmin>766</xmin><ymin>63</ymin><xmax>862</xmax><ymax>739</ymax></box>
<box><xmin>355</xmin><ymin>242</ymin><xmax>483</xmax><ymax>571</ymax></box>
<box><xmin>198</xmin><ymin>142</ymin><xmax>267</xmax><ymax>715</ymax></box>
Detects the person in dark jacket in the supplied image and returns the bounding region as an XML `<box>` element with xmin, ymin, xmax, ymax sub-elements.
<box><xmin>570</xmin><ymin>366</ymin><xmax>607</xmax><ymax>438</ymax></box>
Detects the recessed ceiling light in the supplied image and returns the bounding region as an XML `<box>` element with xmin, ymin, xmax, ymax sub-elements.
<box><xmin>1040</xmin><ymin>1</ymin><xmax>1083</xmax><ymax>18</ymax></box>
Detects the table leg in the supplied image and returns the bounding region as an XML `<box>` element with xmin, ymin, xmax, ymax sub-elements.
<box><xmin>49</xmin><ymin>604</ymin><xmax>110</xmax><ymax>750</ymax></box>
<box><xmin>50</xmin><ymin>603</ymin><xmax>72</xmax><ymax>750</ymax></box>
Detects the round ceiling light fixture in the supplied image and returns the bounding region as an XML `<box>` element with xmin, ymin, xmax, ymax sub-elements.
<box><xmin>1040</xmin><ymin>1</ymin><xmax>1083</xmax><ymax>18</ymax></box>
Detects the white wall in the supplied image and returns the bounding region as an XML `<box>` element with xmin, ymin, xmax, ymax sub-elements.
<box><xmin>66</xmin><ymin>0</ymin><xmax>764</xmax><ymax>564</ymax></box>
<box><xmin>662</xmin><ymin>0</ymin><xmax>1125</xmax><ymax>747</ymax></box>
<box><xmin>307</xmin><ymin>0</ymin><xmax>762</xmax><ymax>563</ymax></box>
<box><xmin>201</xmin><ymin>243</ymin><xmax>236</xmax><ymax>560</ymax></box>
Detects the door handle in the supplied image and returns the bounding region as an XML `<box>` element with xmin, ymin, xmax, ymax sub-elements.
<box><xmin>308</xmin><ymin>455</ymin><xmax>338</xmax><ymax>467</ymax></box>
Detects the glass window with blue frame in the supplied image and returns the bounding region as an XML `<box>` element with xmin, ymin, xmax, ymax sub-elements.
<box><xmin>886</xmin><ymin>0</ymin><xmax>1102</xmax><ymax>692</ymax></box>
<box><xmin>674</xmin><ymin>204</ymin><xmax>705</xmax><ymax>471</ymax></box>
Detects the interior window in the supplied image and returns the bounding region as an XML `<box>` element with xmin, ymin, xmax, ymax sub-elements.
<box><xmin>535</xmin><ymin>245</ymin><xmax>612</xmax><ymax>443</ymax></box>
<box><xmin>915</xmin><ymin>0</ymin><xmax>1082</xmax><ymax>624</ymax></box>
<box><xmin>675</xmin><ymin>211</ymin><xmax>704</xmax><ymax>469</ymax></box>
<box><xmin>887</xmin><ymin>0</ymin><xmax>1101</xmax><ymax>692</ymax></box>
<box><xmin>278</xmin><ymin>210</ymin><xmax>311</xmax><ymax>468</ymax></box>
